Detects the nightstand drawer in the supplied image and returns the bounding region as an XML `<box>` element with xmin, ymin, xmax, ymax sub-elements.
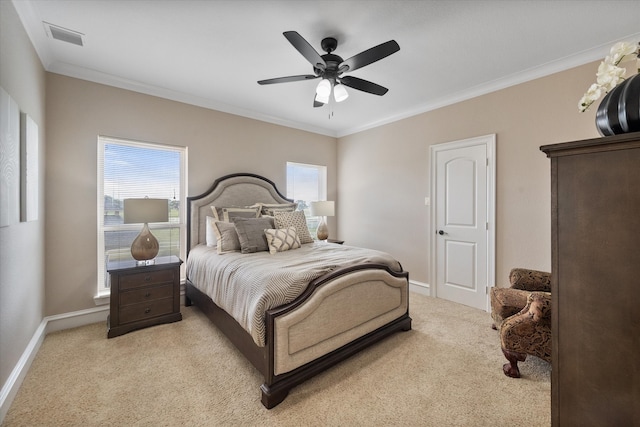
<box><xmin>119</xmin><ymin>298</ymin><xmax>174</xmax><ymax>324</ymax></box>
<box><xmin>119</xmin><ymin>269</ymin><xmax>175</xmax><ymax>290</ymax></box>
<box><xmin>120</xmin><ymin>283</ymin><xmax>173</xmax><ymax>306</ymax></box>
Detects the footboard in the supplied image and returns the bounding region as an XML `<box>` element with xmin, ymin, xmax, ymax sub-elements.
<box><xmin>261</xmin><ymin>263</ymin><xmax>411</xmax><ymax>408</ymax></box>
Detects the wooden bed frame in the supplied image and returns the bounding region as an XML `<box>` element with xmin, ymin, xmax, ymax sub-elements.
<box><xmin>185</xmin><ymin>173</ymin><xmax>412</xmax><ymax>408</ymax></box>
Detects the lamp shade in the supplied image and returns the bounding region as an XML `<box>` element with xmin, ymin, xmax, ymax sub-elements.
<box><xmin>123</xmin><ymin>198</ymin><xmax>168</xmax><ymax>224</ymax></box>
<box><xmin>310</xmin><ymin>201</ymin><xmax>334</xmax><ymax>217</ymax></box>
<box><xmin>316</xmin><ymin>79</ymin><xmax>332</xmax><ymax>97</ymax></box>
<box><xmin>333</xmin><ymin>84</ymin><xmax>349</xmax><ymax>102</ymax></box>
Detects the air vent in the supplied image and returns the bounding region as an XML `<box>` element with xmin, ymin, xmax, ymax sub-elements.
<box><xmin>43</xmin><ymin>22</ymin><xmax>84</xmax><ymax>46</ymax></box>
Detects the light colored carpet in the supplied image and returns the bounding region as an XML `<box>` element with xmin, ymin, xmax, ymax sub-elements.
<box><xmin>2</xmin><ymin>293</ymin><xmax>550</xmax><ymax>426</ymax></box>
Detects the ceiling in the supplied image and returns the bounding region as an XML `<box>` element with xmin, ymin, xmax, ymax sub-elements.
<box><xmin>12</xmin><ymin>0</ymin><xmax>640</xmax><ymax>137</ymax></box>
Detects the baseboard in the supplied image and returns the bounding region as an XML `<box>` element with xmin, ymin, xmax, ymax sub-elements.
<box><xmin>409</xmin><ymin>279</ymin><xmax>431</xmax><ymax>296</ymax></box>
<box><xmin>0</xmin><ymin>291</ymin><xmax>192</xmax><ymax>423</ymax></box>
<box><xmin>0</xmin><ymin>319</ymin><xmax>46</xmax><ymax>423</ymax></box>
<box><xmin>0</xmin><ymin>305</ymin><xmax>109</xmax><ymax>423</ymax></box>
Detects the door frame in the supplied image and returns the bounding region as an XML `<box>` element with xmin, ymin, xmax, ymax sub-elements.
<box><xmin>429</xmin><ymin>134</ymin><xmax>496</xmax><ymax>311</ymax></box>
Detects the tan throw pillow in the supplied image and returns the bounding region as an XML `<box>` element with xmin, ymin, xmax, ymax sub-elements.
<box><xmin>264</xmin><ymin>227</ymin><xmax>301</xmax><ymax>254</ymax></box>
<box><xmin>212</xmin><ymin>221</ymin><xmax>241</xmax><ymax>254</ymax></box>
<box><xmin>210</xmin><ymin>206</ymin><xmax>260</xmax><ymax>222</ymax></box>
<box><xmin>274</xmin><ymin>210</ymin><xmax>313</xmax><ymax>244</ymax></box>
<box><xmin>253</xmin><ymin>202</ymin><xmax>298</xmax><ymax>216</ymax></box>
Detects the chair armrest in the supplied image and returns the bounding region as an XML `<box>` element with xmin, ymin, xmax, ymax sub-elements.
<box><xmin>509</xmin><ymin>268</ymin><xmax>551</xmax><ymax>292</ymax></box>
<box><xmin>500</xmin><ymin>291</ymin><xmax>552</xmax><ymax>364</ymax></box>
<box><xmin>527</xmin><ymin>291</ymin><xmax>551</xmax><ymax>322</ymax></box>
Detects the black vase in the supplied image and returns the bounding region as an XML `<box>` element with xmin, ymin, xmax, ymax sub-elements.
<box><xmin>595</xmin><ymin>73</ymin><xmax>640</xmax><ymax>136</ymax></box>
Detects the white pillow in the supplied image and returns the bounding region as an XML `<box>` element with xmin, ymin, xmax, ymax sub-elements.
<box><xmin>205</xmin><ymin>216</ymin><xmax>217</xmax><ymax>247</ymax></box>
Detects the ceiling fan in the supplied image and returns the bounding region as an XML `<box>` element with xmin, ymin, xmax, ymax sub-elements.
<box><xmin>258</xmin><ymin>31</ymin><xmax>400</xmax><ymax>107</ymax></box>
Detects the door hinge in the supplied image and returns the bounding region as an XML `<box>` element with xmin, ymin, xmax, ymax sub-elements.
<box><xmin>485</xmin><ymin>222</ymin><xmax>489</xmax><ymax>230</ymax></box>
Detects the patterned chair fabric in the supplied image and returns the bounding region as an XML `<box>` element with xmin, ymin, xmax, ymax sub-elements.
<box><xmin>490</xmin><ymin>268</ymin><xmax>551</xmax><ymax>329</ymax></box>
<box><xmin>500</xmin><ymin>291</ymin><xmax>552</xmax><ymax>378</ymax></box>
<box><xmin>489</xmin><ymin>268</ymin><xmax>552</xmax><ymax>378</ymax></box>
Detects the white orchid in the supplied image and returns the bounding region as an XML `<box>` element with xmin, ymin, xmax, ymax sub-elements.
<box><xmin>578</xmin><ymin>83</ymin><xmax>605</xmax><ymax>112</ymax></box>
<box><xmin>608</xmin><ymin>41</ymin><xmax>638</xmax><ymax>64</ymax></box>
<box><xmin>596</xmin><ymin>61</ymin><xmax>626</xmax><ymax>90</ymax></box>
<box><xmin>578</xmin><ymin>41</ymin><xmax>640</xmax><ymax>112</ymax></box>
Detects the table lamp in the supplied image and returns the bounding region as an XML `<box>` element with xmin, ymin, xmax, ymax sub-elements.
<box><xmin>123</xmin><ymin>198</ymin><xmax>168</xmax><ymax>264</ymax></box>
<box><xmin>310</xmin><ymin>201</ymin><xmax>334</xmax><ymax>241</ymax></box>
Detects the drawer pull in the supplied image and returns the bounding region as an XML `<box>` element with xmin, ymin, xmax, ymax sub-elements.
<box><xmin>144</xmin><ymin>292</ymin><xmax>151</xmax><ymax>298</ymax></box>
<box><xmin>144</xmin><ymin>275</ymin><xmax>152</xmax><ymax>282</ymax></box>
<box><xmin>145</xmin><ymin>308</ymin><xmax>151</xmax><ymax>314</ymax></box>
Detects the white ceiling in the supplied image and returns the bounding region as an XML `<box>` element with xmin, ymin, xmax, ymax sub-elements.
<box><xmin>13</xmin><ymin>0</ymin><xmax>640</xmax><ymax>137</ymax></box>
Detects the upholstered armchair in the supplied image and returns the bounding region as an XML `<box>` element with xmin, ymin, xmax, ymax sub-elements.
<box><xmin>490</xmin><ymin>268</ymin><xmax>551</xmax><ymax>329</ymax></box>
<box><xmin>500</xmin><ymin>291</ymin><xmax>551</xmax><ymax>378</ymax></box>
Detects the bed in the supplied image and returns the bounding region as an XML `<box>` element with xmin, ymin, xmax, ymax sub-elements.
<box><xmin>185</xmin><ymin>173</ymin><xmax>411</xmax><ymax>408</ymax></box>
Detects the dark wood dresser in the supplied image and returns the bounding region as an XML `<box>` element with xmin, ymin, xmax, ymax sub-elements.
<box><xmin>541</xmin><ymin>132</ymin><xmax>640</xmax><ymax>426</ymax></box>
<box><xmin>107</xmin><ymin>256</ymin><xmax>182</xmax><ymax>338</ymax></box>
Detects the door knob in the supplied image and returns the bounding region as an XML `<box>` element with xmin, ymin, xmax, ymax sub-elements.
<box><xmin>438</xmin><ymin>230</ymin><xmax>447</xmax><ymax>235</ymax></box>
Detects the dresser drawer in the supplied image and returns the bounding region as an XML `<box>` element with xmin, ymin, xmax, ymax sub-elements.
<box><xmin>119</xmin><ymin>298</ymin><xmax>174</xmax><ymax>324</ymax></box>
<box><xmin>119</xmin><ymin>269</ymin><xmax>175</xmax><ymax>290</ymax></box>
<box><xmin>119</xmin><ymin>283</ymin><xmax>173</xmax><ymax>306</ymax></box>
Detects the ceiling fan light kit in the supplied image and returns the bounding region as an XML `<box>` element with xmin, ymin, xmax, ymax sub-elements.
<box><xmin>258</xmin><ymin>31</ymin><xmax>399</xmax><ymax>108</ymax></box>
<box><xmin>333</xmin><ymin>84</ymin><xmax>349</xmax><ymax>102</ymax></box>
<box><xmin>316</xmin><ymin>79</ymin><xmax>332</xmax><ymax>97</ymax></box>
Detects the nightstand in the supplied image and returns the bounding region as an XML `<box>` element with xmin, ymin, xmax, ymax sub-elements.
<box><xmin>107</xmin><ymin>255</ymin><xmax>182</xmax><ymax>338</ymax></box>
<box><xmin>327</xmin><ymin>239</ymin><xmax>344</xmax><ymax>244</ymax></box>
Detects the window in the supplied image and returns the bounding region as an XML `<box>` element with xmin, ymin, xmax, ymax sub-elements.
<box><xmin>286</xmin><ymin>162</ymin><xmax>327</xmax><ymax>238</ymax></box>
<box><xmin>97</xmin><ymin>136</ymin><xmax>187</xmax><ymax>298</ymax></box>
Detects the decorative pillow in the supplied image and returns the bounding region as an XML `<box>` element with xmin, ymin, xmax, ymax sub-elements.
<box><xmin>212</xmin><ymin>221</ymin><xmax>241</xmax><ymax>254</ymax></box>
<box><xmin>274</xmin><ymin>210</ymin><xmax>314</xmax><ymax>244</ymax></box>
<box><xmin>253</xmin><ymin>202</ymin><xmax>298</xmax><ymax>217</ymax></box>
<box><xmin>205</xmin><ymin>216</ymin><xmax>217</xmax><ymax>247</ymax></box>
<box><xmin>264</xmin><ymin>227</ymin><xmax>301</xmax><ymax>255</ymax></box>
<box><xmin>231</xmin><ymin>217</ymin><xmax>275</xmax><ymax>254</ymax></box>
<box><xmin>210</xmin><ymin>205</ymin><xmax>260</xmax><ymax>222</ymax></box>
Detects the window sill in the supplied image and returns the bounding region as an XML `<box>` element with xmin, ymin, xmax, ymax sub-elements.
<box><xmin>94</xmin><ymin>291</ymin><xmax>110</xmax><ymax>306</ymax></box>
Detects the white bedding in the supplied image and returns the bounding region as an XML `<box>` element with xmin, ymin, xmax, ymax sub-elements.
<box><xmin>186</xmin><ymin>242</ymin><xmax>402</xmax><ymax>347</ymax></box>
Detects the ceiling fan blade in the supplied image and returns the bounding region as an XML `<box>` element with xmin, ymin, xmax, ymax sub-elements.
<box><xmin>339</xmin><ymin>40</ymin><xmax>400</xmax><ymax>73</ymax></box>
<box><xmin>283</xmin><ymin>31</ymin><xmax>327</xmax><ymax>70</ymax></box>
<box><xmin>340</xmin><ymin>76</ymin><xmax>389</xmax><ymax>96</ymax></box>
<box><xmin>258</xmin><ymin>75</ymin><xmax>319</xmax><ymax>85</ymax></box>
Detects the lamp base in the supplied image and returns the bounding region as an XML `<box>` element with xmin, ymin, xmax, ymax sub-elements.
<box><xmin>131</xmin><ymin>223</ymin><xmax>160</xmax><ymax>262</ymax></box>
<box><xmin>316</xmin><ymin>218</ymin><xmax>329</xmax><ymax>241</ymax></box>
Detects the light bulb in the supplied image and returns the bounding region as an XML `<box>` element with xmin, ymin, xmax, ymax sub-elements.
<box><xmin>316</xmin><ymin>79</ymin><xmax>331</xmax><ymax>97</ymax></box>
<box><xmin>333</xmin><ymin>84</ymin><xmax>349</xmax><ymax>102</ymax></box>
<box><xmin>316</xmin><ymin>92</ymin><xmax>329</xmax><ymax>104</ymax></box>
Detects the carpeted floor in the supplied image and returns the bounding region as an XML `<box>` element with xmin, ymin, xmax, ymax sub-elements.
<box><xmin>2</xmin><ymin>293</ymin><xmax>550</xmax><ymax>426</ymax></box>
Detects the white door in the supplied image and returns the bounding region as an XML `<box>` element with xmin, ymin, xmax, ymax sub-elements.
<box><xmin>430</xmin><ymin>135</ymin><xmax>495</xmax><ymax>311</ymax></box>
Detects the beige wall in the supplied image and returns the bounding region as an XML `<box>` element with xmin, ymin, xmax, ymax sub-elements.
<box><xmin>0</xmin><ymin>0</ymin><xmax>47</xmax><ymax>395</ymax></box>
<box><xmin>45</xmin><ymin>74</ymin><xmax>337</xmax><ymax>315</ymax></box>
<box><xmin>337</xmin><ymin>62</ymin><xmax>601</xmax><ymax>287</ymax></box>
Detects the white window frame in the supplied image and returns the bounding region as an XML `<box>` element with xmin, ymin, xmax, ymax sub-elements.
<box><xmin>96</xmin><ymin>136</ymin><xmax>187</xmax><ymax>302</ymax></box>
<box><xmin>286</xmin><ymin>162</ymin><xmax>327</xmax><ymax>238</ymax></box>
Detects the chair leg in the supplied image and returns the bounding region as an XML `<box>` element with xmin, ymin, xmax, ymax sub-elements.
<box><xmin>502</xmin><ymin>348</ymin><xmax>527</xmax><ymax>378</ymax></box>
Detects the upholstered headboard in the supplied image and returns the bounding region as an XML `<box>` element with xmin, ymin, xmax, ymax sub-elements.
<box><xmin>187</xmin><ymin>173</ymin><xmax>293</xmax><ymax>251</ymax></box>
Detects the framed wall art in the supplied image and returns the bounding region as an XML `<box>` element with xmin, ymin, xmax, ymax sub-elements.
<box><xmin>0</xmin><ymin>87</ymin><xmax>20</xmax><ymax>228</ymax></box>
<box><xmin>21</xmin><ymin>112</ymin><xmax>38</xmax><ymax>222</ymax></box>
